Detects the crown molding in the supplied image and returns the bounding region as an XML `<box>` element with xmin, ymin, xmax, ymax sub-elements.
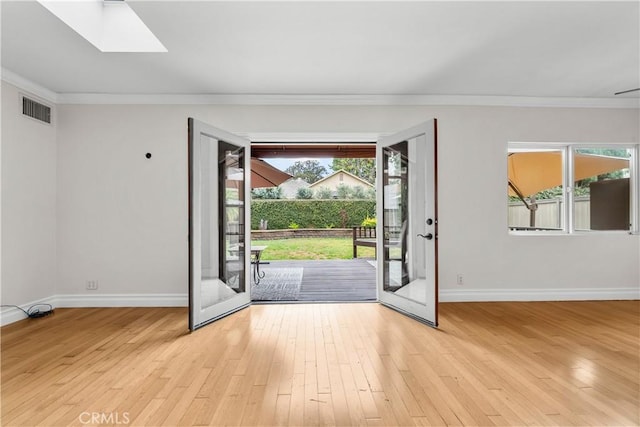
<box><xmin>1</xmin><ymin>68</ymin><xmax>59</xmax><ymax>104</ymax></box>
<box><xmin>2</xmin><ymin>68</ymin><xmax>638</xmax><ymax>108</ymax></box>
<box><xmin>53</xmin><ymin>93</ymin><xmax>640</xmax><ymax>108</ymax></box>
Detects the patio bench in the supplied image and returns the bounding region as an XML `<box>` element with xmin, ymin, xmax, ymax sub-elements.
<box><xmin>352</xmin><ymin>226</ymin><xmax>376</xmax><ymax>258</ymax></box>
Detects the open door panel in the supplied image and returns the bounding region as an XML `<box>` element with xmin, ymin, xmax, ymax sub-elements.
<box><xmin>376</xmin><ymin>119</ymin><xmax>438</xmax><ymax>326</ymax></box>
<box><xmin>188</xmin><ymin>118</ymin><xmax>251</xmax><ymax>331</ymax></box>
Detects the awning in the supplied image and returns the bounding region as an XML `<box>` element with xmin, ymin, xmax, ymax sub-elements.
<box><xmin>250</xmin><ymin>158</ymin><xmax>292</xmax><ymax>189</ymax></box>
<box><xmin>252</xmin><ymin>143</ymin><xmax>375</xmax><ymax>159</ymax></box>
<box><xmin>508</xmin><ymin>151</ymin><xmax>629</xmax><ymax>197</ymax></box>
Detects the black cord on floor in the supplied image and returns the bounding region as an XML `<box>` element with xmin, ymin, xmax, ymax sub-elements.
<box><xmin>1</xmin><ymin>304</ymin><xmax>54</xmax><ymax>319</ymax></box>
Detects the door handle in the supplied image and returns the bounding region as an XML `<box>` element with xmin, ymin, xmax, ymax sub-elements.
<box><xmin>417</xmin><ymin>233</ymin><xmax>433</xmax><ymax>240</ymax></box>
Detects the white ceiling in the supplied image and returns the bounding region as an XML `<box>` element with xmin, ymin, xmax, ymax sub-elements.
<box><xmin>1</xmin><ymin>1</ymin><xmax>639</xmax><ymax>102</ymax></box>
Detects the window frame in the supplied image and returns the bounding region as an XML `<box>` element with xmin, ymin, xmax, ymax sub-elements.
<box><xmin>508</xmin><ymin>142</ymin><xmax>639</xmax><ymax>235</ymax></box>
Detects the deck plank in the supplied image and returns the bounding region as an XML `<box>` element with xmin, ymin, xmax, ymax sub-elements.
<box><xmin>257</xmin><ymin>259</ymin><xmax>376</xmax><ymax>302</ymax></box>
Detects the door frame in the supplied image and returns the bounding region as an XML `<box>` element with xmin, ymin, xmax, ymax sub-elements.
<box><xmin>188</xmin><ymin>127</ymin><xmax>438</xmax><ymax>328</ymax></box>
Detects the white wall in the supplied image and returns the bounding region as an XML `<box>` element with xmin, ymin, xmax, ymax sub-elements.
<box><xmin>436</xmin><ymin>106</ymin><xmax>640</xmax><ymax>300</ymax></box>
<box><xmin>1</xmin><ymin>82</ymin><xmax>57</xmax><ymax>321</ymax></box>
<box><xmin>56</xmin><ymin>105</ymin><xmax>187</xmax><ymax>300</ymax></box>
<box><xmin>1</xmin><ymin>76</ymin><xmax>637</xmax><ymax>322</ymax></box>
<box><xmin>54</xmin><ymin>103</ymin><xmax>639</xmax><ymax>302</ymax></box>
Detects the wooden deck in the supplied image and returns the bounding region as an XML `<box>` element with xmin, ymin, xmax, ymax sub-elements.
<box><xmin>257</xmin><ymin>259</ymin><xmax>376</xmax><ymax>302</ymax></box>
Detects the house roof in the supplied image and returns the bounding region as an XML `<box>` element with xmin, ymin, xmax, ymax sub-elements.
<box><xmin>309</xmin><ymin>170</ymin><xmax>374</xmax><ymax>189</ymax></box>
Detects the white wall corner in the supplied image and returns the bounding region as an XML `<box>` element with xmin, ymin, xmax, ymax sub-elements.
<box><xmin>440</xmin><ymin>287</ymin><xmax>640</xmax><ymax>302</ymax></box>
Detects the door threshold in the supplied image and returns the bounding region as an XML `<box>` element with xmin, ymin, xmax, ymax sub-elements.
<box><xmin>251</xmin><ymin>300</ymin><xmax>377</xmax><ymax>305</ymax></box>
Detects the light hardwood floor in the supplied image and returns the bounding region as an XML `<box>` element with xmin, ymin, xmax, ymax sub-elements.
<box><xmin>1</xmin><ymin>301</ymin><xmax>638</xmax><ymax>426</ymax></box>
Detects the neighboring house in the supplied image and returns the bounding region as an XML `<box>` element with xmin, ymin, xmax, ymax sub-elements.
<box><xmin>309</xmin><ymin>170</ymin><xmax>374</xmax><ymax>195</ymax></box>
<box><xmin>278</xmin><ymin>177</ymin><xmax>311</xmax><ymax>199</ymax></box>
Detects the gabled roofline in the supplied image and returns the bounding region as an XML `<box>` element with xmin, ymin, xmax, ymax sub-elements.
<box><xmin>309</xmin><ymin>169</ymin><xmax>374</xmax><ymax>188</ymax></box>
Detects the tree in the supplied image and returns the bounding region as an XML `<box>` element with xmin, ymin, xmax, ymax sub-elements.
<box><xmin>334</xmin><ymin>184</ymin><xmax>375</xmax><ymax>200</ymax></box>
<box><xmin>251</xmin><ymin>187</ymin><xmax>282</xmax><ymax>199</ymax></box>
<box><xmin>314</xmin><ymin>186</ymin><xmax>333</xmax><ymax>199</ymax></box>
<box><xmin>285</xmin><ymin>160</ymin><xmax>327</xmax><ymax>184</ymax></box>
<box><xmin>351</xmin><ymin>185</ymin><xmax>367</xmax><ymax>199</ymax></box>
<box><xmin>336</xmin><ymin>184</ymin><xmax>353</xmax><ymax>199</ymax></box>
<box><xmin>331</xmin><ymin>158</ymin><xmax>375</xmax><ymax>184</ymax></box>
<box><xmin>295</xmin><ymin>187</ymin><xmax>313</xmax><ymax>199</ymax></box>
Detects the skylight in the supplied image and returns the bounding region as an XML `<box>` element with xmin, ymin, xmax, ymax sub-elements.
<box><xmin>38</xmin><ymin>0</ymin><xmax>167</xmax><ymax>53</ymax></box>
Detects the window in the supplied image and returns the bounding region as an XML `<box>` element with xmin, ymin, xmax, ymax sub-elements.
<box><xmin>508</xmin><ymin>143</ymin><xmax>638</xmax><ymax>234</ymax></box>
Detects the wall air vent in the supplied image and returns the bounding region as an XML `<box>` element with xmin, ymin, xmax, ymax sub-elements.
<box><xmin>22</xmin><ymin>96</ymin><xmax>51</xmax><ymax>124</ymax></box>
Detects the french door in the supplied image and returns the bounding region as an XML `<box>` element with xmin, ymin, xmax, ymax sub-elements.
<box><xmin>188</xmin><ymin>118</ymin><xmax>251</xmax><ymax>331</ymax></box>
<box><xmin>376</xmin><ymin>119</ymin><xmax>438</xmax><ymax>327</ymax></box>
<box><xmin>188</xmin><ymin>117</ymin><xmax>438</xmax><ymax>330</ymax></box>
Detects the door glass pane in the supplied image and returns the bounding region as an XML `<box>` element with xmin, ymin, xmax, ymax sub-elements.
<box><xmin>573</xmin><ymin>148</ymin><xmax>631</xmax><ymax>231</ymax></box>
<box><xmin>199</xmin><ymin>135</ymin><xmax>246</xmax><ymax>309</ymax></box>
<box><xmin>382</xmin><ymin>140</ymin><xmax>426</xmax><ymax>303</ymax></box>
<box><xmin>383</xmin><ymin>142</ymin><xmax>406</xmax><ymax>293</ymax></box>
<box><xmin>220</xmin><ymin>141</ymin><xmax>246</xmax><ymax>293</ymax></box>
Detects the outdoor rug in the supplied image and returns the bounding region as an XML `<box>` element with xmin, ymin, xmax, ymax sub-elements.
<box><xmin>251</xmin><ymin>268</ymin><xmax>304</xmax><ymax>301</ymax></box>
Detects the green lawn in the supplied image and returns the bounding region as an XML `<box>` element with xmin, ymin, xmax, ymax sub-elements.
<box><xmin>251</xmin><ymin>237</ymin><xmax>375</xmax><ymax>260</ymax></box>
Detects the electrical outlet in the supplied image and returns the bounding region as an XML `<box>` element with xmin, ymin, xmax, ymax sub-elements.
<box><xmin>456</xmin><ymin>274</ymin><xmax>464</xmax><ymax>285</ymax></box>
<box><xmin>86</xmin><ymin>280</ymin><xmax>98</xmax><ymax>290</ymax></box>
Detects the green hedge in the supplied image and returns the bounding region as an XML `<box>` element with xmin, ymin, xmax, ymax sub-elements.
<box><xmin>251</xmin><ymin>200</ymin><xmax>376</xmax><ymax>230</ymax></box>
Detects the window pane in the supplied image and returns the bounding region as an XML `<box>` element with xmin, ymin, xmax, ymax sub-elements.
<box><xmin>508</xmin><ymin>149</ymin><xmax>564</xmax><ymax>231</ymax></box>
<box><xmin>573</xmin><ymin>148</ymin><xmax>631</xmax><ymax>231</ymax></box>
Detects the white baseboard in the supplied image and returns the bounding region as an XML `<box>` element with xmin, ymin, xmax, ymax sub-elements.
<box><xmin>0</xmin><ymin>295</ymin><xmax>58</xmax><ymax>326</ymax></box>
<box><xmin>3</xmin><ymin>288</ymin><xmax>637</xmax><ymax>326</ymax></box>
<box><xmin>440</xmin><ymin>287</ymin><xmax>640</xmax><ymax>302</ymax></box>
<box><xmin>56</xmin><ymin>293</ymin><xmax>188</xmax><ymax>308</ymax></box>
<box><xmin>1</xmin><ymin>294</ymin><xmax>187</xmax><ymax>326</ymax></box>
